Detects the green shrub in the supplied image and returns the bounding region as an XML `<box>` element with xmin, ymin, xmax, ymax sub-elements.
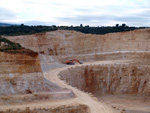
<box><xmin>0</xmin><ymin>36</ymin><xmax>24</xmax><ymax>52</ymax></box>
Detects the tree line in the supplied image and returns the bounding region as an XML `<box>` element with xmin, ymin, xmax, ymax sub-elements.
<box><xmin>59</xmin><ymin>24</ymin><xmax>148</xmax><ymax>35</ymax></box>
<box><xmin>0</xmin><ymin>24</ymin><xmax>57</xmax><ymax>36</ymax></box>
<box><xmin>0</xmin><ymin>23</ymin><xmax>148</xmax><ymax>36</ymax></box>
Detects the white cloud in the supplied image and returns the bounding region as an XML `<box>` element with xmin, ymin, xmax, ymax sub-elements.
<box><xmin>0</xmin><ymin>0</ymin><xmax>149</xmax><ymax>26</ymax></box>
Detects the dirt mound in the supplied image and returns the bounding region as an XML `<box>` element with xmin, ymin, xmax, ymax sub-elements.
<box><xmin>0</xmin><ymin>104</ymin><xmax>89</xmax><ymax>113</ymax></box>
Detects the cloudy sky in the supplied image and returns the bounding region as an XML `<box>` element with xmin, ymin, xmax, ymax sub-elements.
<box><xmin>0</xmin><ymin>0</ymin><xmax>150</xmax><ymax>26</ymax></box>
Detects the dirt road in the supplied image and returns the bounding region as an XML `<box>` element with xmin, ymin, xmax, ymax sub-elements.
<box><xmin>0</xmin><ymin>60</ymin><xmax>131</xmax><ymax>113</ymax></box>
<box><xmin>44</xmin><ymin>60</ymin><xmax>131</xmax><ymax>113</ymax></box>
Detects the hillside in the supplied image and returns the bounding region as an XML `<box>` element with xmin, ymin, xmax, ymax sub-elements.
<box><xmin>0</xmin><ymin>22</ymin><xmax>18</xmax><ymax>27</ymax></box>
<box><xmin>0</xmin><ymin>29</ymin><xmax>150</xmax><ymax>113</ymax></box>
<box><xmin>0</xmin><ymin>24</ymin><xmax>147</xmax><ymax>36</ymax></box>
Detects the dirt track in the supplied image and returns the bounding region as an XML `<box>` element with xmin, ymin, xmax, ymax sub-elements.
<box><xmin>45</xmin><ymin>60</ymin><xmax>134</xmax><ymax>113</ymax></box>
<box><xmin>0</xmin><ymin>60</ymin><xmax>131</xmax><ymax>113</ymax></box>
<box><xmin>1</xmin><ymin>29</ymin><xmax>150</xmax><ymax>113</ymax></box>
<box><xmin>1</xmin><ymin>60</ymin><xmax>149</xmax><ymax>113</ymax></box>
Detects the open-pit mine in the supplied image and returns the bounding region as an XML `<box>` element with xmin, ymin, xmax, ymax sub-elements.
<box><xmin>0</xmin><ymin>29</ymin><xmax>150</xmax><ymax>113</ymax></box>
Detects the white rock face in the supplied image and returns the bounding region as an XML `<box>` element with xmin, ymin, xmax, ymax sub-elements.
<box><xmin>59</xmin><ymin>64</ymin><xmax>150</xmax><ymax>97</ymax></box>
<box><xmin>5</xmin><ymin>29</ymin><xmax>150</xmax><ymax>55</ymax></box>
<box><xmin>0</xmin><ymin>51</ymin><xmax>75</xmax><ymax>104</ymax></box>
<box><xmin>5</xmin><ymin>29</ymin><xmax>150</xmax><ymax>63</ymax></box>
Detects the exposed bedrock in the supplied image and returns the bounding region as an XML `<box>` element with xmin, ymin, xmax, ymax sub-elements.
<box><xmin>59</xmin><ymin>64</ymin><xmax>150</xmax><ymax>97</ymax></box>
<box><xmin>5</xmin><ymin>29</ymin><xmax>150</xmax><ymax>54</ymax></box>
<box><xmin>60</xmin><ymin>52</ymin><xmax>150</xmax><ymax>64</ymax></box>
<box><xmin>0</xmin><ymin>51</ymin><xmax>75</xmax><ymax>104</ymax></box>
<box><xmin>2</xmin><ymin>29</ymin><xmax>150</xmax><ymax>112</ymax></box>
<box><xmin>0</xmin><ymin>51</ymin><xmax>41</xmax><ymax>74</ymax></box>
<box><xmin>5</xmin><ymin>29</ymin><xmax>150</xmax><ymax>62</ymax></box>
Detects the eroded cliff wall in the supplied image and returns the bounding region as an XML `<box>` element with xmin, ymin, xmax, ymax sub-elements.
<box><xmin>0</xmin><ymin>51</ymin><xmax>75</xmax><ymax>104</ymax></box>
<box><xmin>4</xmin><ymin>29</ymin><xmax>150</xmax><ymax>54</ymax></box>
<box><xmin>5</xmin><ymin>29</ymin><xmax>150</xmax><ymax>62</ymax></box>
<box><xmin>0</xmin><ymin>51</ymin><xmax>41</xmax><ymax>74</ymax></box>
<box><xmin>59</xmin><ymin>64</ymin><xmax>150</xmax><ymax>97</ymax></box>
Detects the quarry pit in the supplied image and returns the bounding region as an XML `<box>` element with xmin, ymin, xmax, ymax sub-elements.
<box><xmin>59</xmin><ymin>63</ymin><xmax>150</xmax><ymax>113</ymax></box>
<box><xmin>0</xmin><ymin>29</ymin><xmax>150</xmax><ymax>113</ymax></box>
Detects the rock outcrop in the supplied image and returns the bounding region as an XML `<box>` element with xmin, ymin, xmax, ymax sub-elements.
<box><xmin>1</xmin><ymin>29</ymin><xmax>150</xmax><ymax>113</ymax></box>
<box><xmin>59</xmin><ymin>64</ymin><xmax>150</xmax><ymax>97</ymax></box>
<box><xmin>5</xmin><ymin>29</ymin><xmax>150</xmax><ymax>63</ymax></box>
<box><xmin>0</xmin><ymin>50</ymin><xmax>75</xmax><ymax>105</ymax></box>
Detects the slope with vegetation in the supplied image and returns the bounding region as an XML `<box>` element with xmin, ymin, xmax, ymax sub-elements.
<box><xmin>0</xmin><ymin>23</ymin><xmax>149</xmax><ymax>36</ymax></box>
<box><xmin>0</xmin><ymin>36</ymin><xmax>24</xmax><ymax>52</ymax></box>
